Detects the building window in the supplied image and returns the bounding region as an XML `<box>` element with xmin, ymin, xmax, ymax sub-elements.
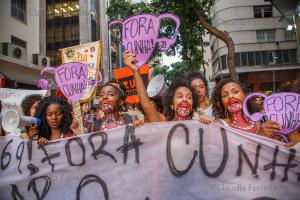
<box><xmin>284</xmin><ymin>30</ymin><xmax>296</xmax><ymax>41</ymax></box>
<box><xmin>253</xmin><ymin>5</ymin><xmax>272</xmax><ymax>18</ymax></box>
<box><xmin>47</xmin><ymin>1</ymin><xmax>79</xmax><ymax>20</ymax></box>
<box><xmin>11</xmin><ymin>0</ymin><xmax>26</xmax><ymax>23</ymax></box>
<box><xmin>275</xmin><ymin>50</ymin><xmax>283</xmax><ymax>64</ymax></box>
<box><xmin>256</xmin><ymin>29</ymin><xmax>275</xmax><ymax>42</ymax></box>
<box><xmin>255</xmin><ymin>51</ymin><xmax>262</xmax><ymax>65</ymax></box>
<box><xmin>248</xmin><ymin>52</ymin><xmax>255</xmax><ymax>66</ymax></box>
<box><xmin>261</xmin><ymin>51</ymin><xmax>269</xmax><ymax>65</ymax></box>
<box><xmin>283</xmin><ymin>50</ymin><xmax>289</xmax><ymax>64</ymax></box>
<box><xmin>241</xmin><ymin>52</ymin><xmax>248</xmax><ymax>66</ymax></box>
<box><xmin>221</xmin><ymin>55</ymin><xmax>227</xmax><ymax>69</ymax></box>
<box><xmin>289</xmin><ymin>49</ymin><xmax>297</xmax><ymax>64</ymax></box>
<box><xmin>235</xmin><ymin>53</ymin><xmax>241</xmax><ymax>67</ymax></box>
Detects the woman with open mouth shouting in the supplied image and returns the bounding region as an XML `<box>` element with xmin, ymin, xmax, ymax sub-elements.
<box><xmin>210</xmin><ymin>78</ymin><xmax>300</xmax><ymax>147</ymax></box>
<box><xmin>211</xmin><ymin>79</ymin><xmax>259</xmax><ymax>133</ymax></box>
<box><xmin>123</xmin><ymin>51</ymin><xmax>198</xmax><ymax>122</ymax></box>
<box><xmin>91</xmin><ymin>81</ymin><xmax>141</xmax><ymax>132</ymax></box>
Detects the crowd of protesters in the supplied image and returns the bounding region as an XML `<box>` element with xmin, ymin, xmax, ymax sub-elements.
<box><xmin>0</xmin><ymin>51</ymin><xmax>299</xmax><ymax>147</ymax></box>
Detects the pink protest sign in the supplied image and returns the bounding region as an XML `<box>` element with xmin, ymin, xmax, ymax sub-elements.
<box><xmin>41</xmin><ymin>63</ymin><xmax>103</xmax><ymax>102</ymax></box>
<box><xmin>243</xmin><ymin>92</ymin><xmax>300</xmax><ymax>136</ymax></box>
<box><xmin>34</xmin><ymin>79</ymin><xmax>55</xmax><ymax>90</ymax></box>
<box><xmin>54</xmin><ymin>63</ymin><xmax>88</xmax><ymax>102</ymax></box>
<box><xmin>109</xmin><ymin>13</ymin><xmax>180</xmax><ymax>67</ymax></box>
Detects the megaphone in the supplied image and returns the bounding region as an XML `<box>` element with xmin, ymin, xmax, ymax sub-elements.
<box><xmin>1</xmin><ymin>109</ymin><xmax>41</xmax><ymax>133</ymax></box>
<box><xmin>147</xmin><ymin>74</ymin><xmax>168</xmax><ymax>98</ymax></box>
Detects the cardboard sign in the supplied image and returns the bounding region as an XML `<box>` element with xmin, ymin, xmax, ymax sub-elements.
<box><xmin>114</xmin><ymin>64</ymin><xmax>150</xmax><ymax>103</ymax></box>
<box><xmin>243</xmin><ymin>92</ymin><xmax>300</xmax><ymax>134</ymax></box>
<box><xmin>0</xmin><ymin>88</ymin><xmax>47</xmax><ymax>114</ymax></box>
<box><xmin>109</xmin><ymin>13</ymin><xmax>180</xmax><ymax>67</ymax></box>
<box><xmin>61</xmin><ymin>41</ymin><xmax>102</xmax><ymax>100</ymax></box>
<box><xmin>0</xmin><ymin>121</ymin><xmax>299</xmax><ymax>199</ymax></box>
<box><xmin>41</xmin><ymin>63</ymin><xmax>89</xmax><ymax>102</ymax></box>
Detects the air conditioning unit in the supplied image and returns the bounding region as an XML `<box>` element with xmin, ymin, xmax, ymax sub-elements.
<box><xmin>32</xmin><ymin>54</ymin><xmax>50</xmax><ymax>67</ymax></box>
<box><xmin>2</xmin><ymin>43</ymin><xmax>27</xmax><ymax>61</ymax></box>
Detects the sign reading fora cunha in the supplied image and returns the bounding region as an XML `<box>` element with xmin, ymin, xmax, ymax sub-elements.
<box><xmin>41</xmin><ymin>62</ymin><xmax>88</xmax><ymax>102</ymax></box>
<box><xmin>243</xmin><ymin>92</ymin><xmax>300</xmax><ymax>142</ymax></box>
<box><xmin>54</xmin><ymin>62</ymin><xmax>89</xmax><ymax>102</ymax></box>
<box><xmin>109</xmin><ymin>13</ymin><xmax>180</xmax><ymax>67</ymax></box>
<box><xmin>41</xmin><ymin>62</ymin><xmax>103</xmax><ymax>102</ymax></box>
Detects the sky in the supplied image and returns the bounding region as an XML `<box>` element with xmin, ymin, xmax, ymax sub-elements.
<box><xmin>161</xmin><ymin>53</ymin><xmax>181</xmax><ymax>66</ymax></box>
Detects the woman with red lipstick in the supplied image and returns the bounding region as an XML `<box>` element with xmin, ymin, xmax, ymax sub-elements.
<box><xmin>123</xmin><ymin>51</ymin><xmax>198</xmax><ymax>122</ymax></box>
<box><xmin>211</xmin><ymin>78</ymin><xmax>300</xmax><ymax>147</ymax></box>
<box><xmin>26</xmin><ymin>96</ymin><xmax>74</xmax><ymax>144</ymax></box>
<box><xmin>211</xmin><ymin>79</ymin><xmax>260</xmax><ymax>133</ymax></box>
<box><xmin>211</xmin><ymin>78</ymin><xmax>287</xmax><ymax>136</ymax></box>
<box><xmin>91</xmin><ymin>81</ymin><xmax>136</xmax><ymax>132</ymax></box>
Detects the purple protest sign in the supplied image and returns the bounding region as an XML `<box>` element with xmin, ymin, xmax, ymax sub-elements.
<box><xmin>40</xmin><ymin>63</ymin><xmax>103</xmax><ymax>102</ymax></box>
<box><xmin>34</xmin><ymin>79</ymin><xmax>55</xmax><ymax>90</ymax></box>
<box><xmin>243</xmin><ymin>92</ymin><xmax>300</xmax><ymax>138</ymax></box>
<box><xmin>55</xmin><ymin>63</ymin><xmax>89</xmax><ymax>102</ymax></box>
<box><xmin>41</xmin><ymin>63</ymin><xmax>88</xmax><ymax>102</ymax></box>
<box><xmin>109</xmin><ymin>13</ymin><xmax>180</xmax><ymax>67</ymax></box>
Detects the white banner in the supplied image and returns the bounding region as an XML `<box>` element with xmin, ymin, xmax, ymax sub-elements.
<box><xmin>0</xmin><ymin>88</ymin><xmax>47</xmax><ymax>114</ymax></box>
<box><xmin>0</xmin><ymin>121</ymin><xmax>299</xmax><ymax>200</ymax></box>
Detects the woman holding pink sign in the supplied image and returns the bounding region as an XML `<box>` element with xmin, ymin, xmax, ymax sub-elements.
<box><xmin>211</xmin><ymin>78</ymin><xmax>300</xmax><ymax>147</ymax></box>
<box><xmin>123</xmin><ymin>51</ymin><xmax>199</xmax><ymax>122</ymax></box>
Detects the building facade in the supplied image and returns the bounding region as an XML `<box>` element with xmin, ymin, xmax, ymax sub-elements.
<box><xmin>0</xmin><ymin>0</ymin><xmax>52</xmax><ymax>89</ymax></box>
<box><xmin>209</xmin><ymin>0</ymin><xmax>300</xmax><ymax>92</ymax></box>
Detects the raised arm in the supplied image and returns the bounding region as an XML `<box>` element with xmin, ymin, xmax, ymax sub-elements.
<box><xmin>123</xmin><ymin>51</ymin><xmax>164</xmax><ymax>122</ymax></box>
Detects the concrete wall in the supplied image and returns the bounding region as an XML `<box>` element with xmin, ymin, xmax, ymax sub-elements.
<box><xmin>100</xmin><ymin>0</ymin><xmax>110</xmax><ymax>82</ymax></box>
<box><xmin>79</xmin><ymin>0</ymin><xmax>92</xmax><ymax>44</ymax></box>
<box><xmin>39</xmin><ymin>0</ymin><xmax>47</xmax><ymax>56</ymax></box>
<box><xmin>0</xmin><ymin>0</ymin><xmax>40</xmax><ymax>63</ymax></box>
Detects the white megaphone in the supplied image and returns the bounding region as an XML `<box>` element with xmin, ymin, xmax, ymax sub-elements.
<box><xmin>147</xmin><ymin>74</ymin><xmax>167</xmax><ymax>98</ymax></box>
<box><xmin>1</xmin><ymin>109</ymin><xmax>41</xmax><ymax>133</ymax></box>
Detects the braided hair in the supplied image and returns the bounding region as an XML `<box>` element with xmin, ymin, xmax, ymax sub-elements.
<box><xmin>211</xmin><ymin>78</ymin><xmax>246</xmax><ymax>119</ymax></box>
<box><xmin>21</xmin><ymin>94</ymin><xmax>43</xmax><ymax>116</ymax></box>
<box><xmin>163</xmin><ymin>78</ymin><xmax>199</xmax><ymax>121</ymax></box>
<box><xmin>35</xmin><ymin>96</ymin><xmax>73</xmax><ymax>140</ymax></box>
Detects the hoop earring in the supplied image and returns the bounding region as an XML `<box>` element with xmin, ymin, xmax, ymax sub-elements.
<box><xmin>205</xmin><ymin>97</ymin><xmax>209</xmax><ymax>106</ymax></box>
<box><xmin>224</xmin><ymin>110</ymin><xmax>229</xmax><ymax>119</ymax></box>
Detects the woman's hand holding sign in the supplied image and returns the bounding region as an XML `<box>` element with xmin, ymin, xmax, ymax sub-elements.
<box><xmin>26</xmin><ymin>124</ymin><xmax>38</xmax><ymax>140</ymax></box>
<box><xmin>124</xmin><ymin>51</ymin><xmax>138</xmax><ymax>72</ymax></box>
<box><xmin>259</xmin><ymin>121</ymin><xmax>281</xmax><ymax>137</ymax></box>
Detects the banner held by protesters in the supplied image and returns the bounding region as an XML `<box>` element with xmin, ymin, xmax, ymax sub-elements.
<box><xmin>0</xmin><ymin>121</ymin><xmax>299</xmax><ymax>200</ymax></box>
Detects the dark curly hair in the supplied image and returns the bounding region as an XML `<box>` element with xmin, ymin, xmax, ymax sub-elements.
<box><xmin>21</xmin><ymin>94</ymin><xmax>43</xmax><ymax>116</ymax></box>
<box><xmin>163</xmin><ymin>78</ymin><xmax>199</xmax><ymax>121</ymax></box>
<box><xmin>186</xmin><ymin>71</ymin><xmax>208</xmax><ymax>92</ymax></box>
<box><xmin>211</xmin><ymin>78</ymin><xmax>246</xmax><ymax>119</ymax></box>
<box><xmin>35</xmin><ymin>96</ymin><xmax>73</xmax><ymax>140</ymax></box>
